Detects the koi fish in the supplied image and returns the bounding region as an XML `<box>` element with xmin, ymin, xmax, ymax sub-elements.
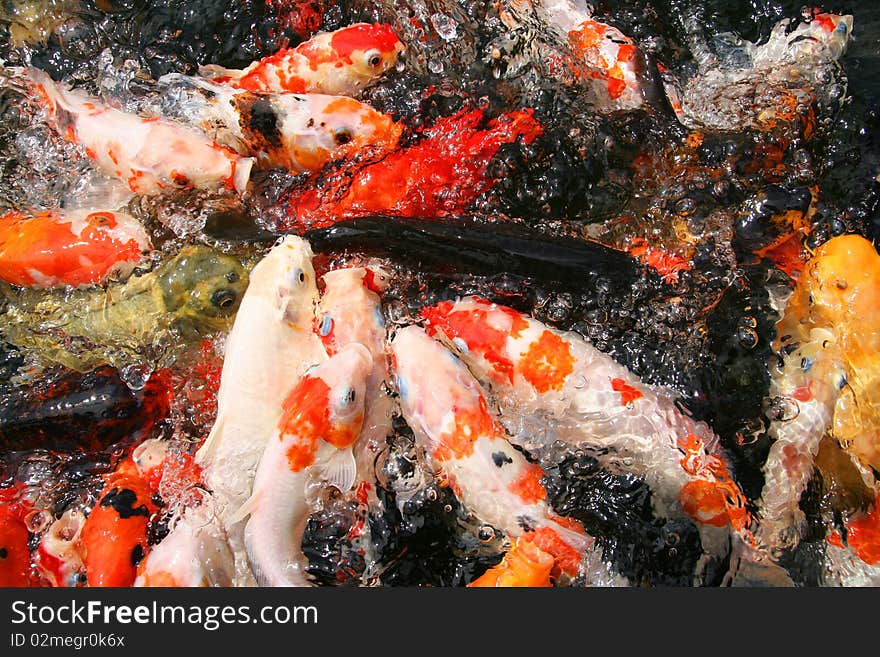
<box><xmin>757</xmin><ymin>234</ymin><xmax>880</xmax><ymax>554</ymax></box>
<box><xmin>0</xmin><ymin>504</ymin><xmax>31</xmax><ymax>587</ymax></box>
<box><xmin>280</xmin><ymin>108</ymin><xmax>543</xmax><ymax>230</ymax></box>
<box><xmin>0</xmin><ymin>208</ymin><xmax>150</xmax><ymax>288</ymax></box>
<box><xmin>196</xmin><ymin>235</ymin><xmax>326</xmax><ymax>585</ymax></box>
<box><xmin>21</xmin><ymin>68</ymin><xmax>253</xmax><ymax>195</ymax></box>
<box><xmin>237</xmin><ymin>342</ymin><xmax>372</xmax><ymax>586</ymax></box>
<box><xmin>1</xmin><ymin>245</ymin><xmax>248</xmax><ymax>372</ymax></box>
<box><xmin>134</xmin><ymin>504</ymin><xmax>234</xmax><ymax>587</ymax></box>
<box><xmin>468</xmin><ymin>535</ymin><xmax>554</xmax><ymax>587</ymax></box>
<box><xmin>497</xmin><ymin>0</ymin><xmax>645</xmax><ymax>112</ymax></box>
<box><xmin>79</xmin><ymin>458</ymin><xmax>158</xmax><ymax>587</ymax></box>
<box><xmin>315</xmin><ymin>266</ymin><xmax>393</xmax><ymax>571</ymax></box>
<box><xmin>156</xmin><ymin>74</ymin><xmax>403</xmax><ymax>173</ymax></box>
<box><xmin>199</xmin><ymin>22</ymin><xmax>404</xmax><ymax>97</ymax></box>
<box><xmin>421</xmin><ymin>296</ymin><xmax>752</xmax><ymax>562</ymax></box>
<box><xmin>391</xmin><ymin>325</ymin><xmax>602</xmax><ymax>584</ymax></box>
<box><xmin>659</xmin><ymin>12</ymin><xmax>852</xmax><ymax>133</ymax></box>
<box><xmin>36</xmin><ymin>509</ymin><xmax>86</xmax><ymax>587</ymax></box>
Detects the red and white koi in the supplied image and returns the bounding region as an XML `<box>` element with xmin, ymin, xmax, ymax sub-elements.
<box><xmin>757</xmin><ymin>234</ymin><xmax>880</xmax><ymax>555</ymax></box>
<box><xmin>35</xmin><ymin>509</ymin><xmax>86</xmax><ymax>587</ymax></box>
<box><xmin>156</xmin><ymin>74</ymin><xmax>403</xmax><ymax>173</ymax></box>
<box><xmin>237</xmin><ymin>343</ymin><xmax>372</xmax><ymax>586</ymax></box>
<box><xmin>0</xmin><ymin>208</ymin><xmax>150</xmax><ymax>288</ymax></box>
<box><xmin>499</xmin><ymin>0</ymin><xmax>644</xmax><ymax>112</ymax></box>
<box><xmin>391</xmin><ymin>325</ymin><xmax>610</xmax><ymax>584</ymax></box>
<box><xmin>196</xmin><ymin>235</ymin><xmax>326</xmax><ymax>585</ymax></box>
<box><xmin>134</xmin><ymin>504</ymin><xmax>234</xmax><ymax>587</ymax></box>
<box><xmin>22</xmin><ymin>68</ymin><xmax>253</xmax><ymax>195</ymax></box>
<box><xmin>659</xmin><ymin>12</ymin><xmax>852</xmax><ymax>133</ymax></box>
<box><xmin>421</xmin><ymin>296</ymin><xmax>752</xmax><ymax>560</ymax></box>
<box><xmin>199</xmin><ymin>22</ymin><xmax>404</xmax><ymax>97</ymax></box>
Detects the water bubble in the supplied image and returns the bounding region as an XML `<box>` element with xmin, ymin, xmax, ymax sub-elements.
<box><xmin>427</xmin><ymin>58</ymin><xmax>444</xmax><ymax>75</ymax></box>
<box><xmin>430</xmin><ymin>13</ymin><xmax>458</xmax><ymax>41</ymax></box>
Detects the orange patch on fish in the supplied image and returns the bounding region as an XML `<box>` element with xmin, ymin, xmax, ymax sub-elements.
<box><xmin>519</xmin><ymin>331</ymin><xmax>575</xmax><ymax>393</ymax></box>
<box><xmin>611</xmin><ymin>378</ymin><xmax>643</xmax><ymax>405</ymax></box>
<box><xmin>525</xmin><ymin>527</ymin><xmax>583</xmax><ymax>579</ymax></box>
<box><xmin>433</xmin><ymin>396</ymin><xmax>502</xmax><ymax>462</ymax></box>
<box><xmin>508</xmin><ymin>463</ymin><xmax>547</xmax><ymax>505</ymax></box>
<box><xmin>468</xmin><ymin>537</ymin><xmax>554</xmax><ymax>587</ymax></box>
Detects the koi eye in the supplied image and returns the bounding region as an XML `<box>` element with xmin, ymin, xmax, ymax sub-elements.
<box><xmin>212</xmin><ymin>289</ymin><xmax>237</xmax><ymax>309</ymax></box>
<box><xmin>289</xmin><ymin>267</ymin><xmax>306</xmax><ymax>287</ymax></box>
<box><xmin>365</xmin><ymin>49</ymin><xmax>383</xmax><ymax>68</ymax></box>
<box><xmin>333</xmin><ymin>128</ymin><xmax>353</xmax><ymax>145</ymax></box>
<box><xmin>340</xmin><ymin>387</ymin><xmax>356</xmax><ymax>406</ymax></box>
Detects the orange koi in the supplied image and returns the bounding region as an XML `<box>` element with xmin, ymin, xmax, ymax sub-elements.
<box><xmin>0</xmin><ymin>208</ymin><xmax>150</xmax><ymax>288</ymax></box>
<box><xmin>79</xmin><ymin>458</ymin><xmax>158</xmax><ymax>587</ymax></box>
<box><xmin>0</xmin><ymin>505</ymin><xmax>31</xmax><ymax>587</ymax></box>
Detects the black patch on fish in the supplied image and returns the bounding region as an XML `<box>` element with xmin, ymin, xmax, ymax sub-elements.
<box><xmin>0</xmin><ymin>547</ymin><xmax>8</xmax><ymax>559</ymax></box>
<box><xmin>99</xmin><ymin>487</ymin><xmax>149</xmax><ymax>519</ymax></box>
<box><xmin>234</xmin><ymin>93</ymin><xmax>282</xmax><ymax>149</ymax></box>
<box><xmin>130</xmin><ymin>543</ymin><xmax>145</xmax><ymax>567</ymax></box>
<box><xmin>491</xmin><ymin>451</ymin><xmax>513</xmax><ymax>467</ymax></box>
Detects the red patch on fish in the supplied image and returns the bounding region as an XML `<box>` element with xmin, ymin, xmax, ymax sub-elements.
<box><xmin>422</xmin><ymin>299</ymin><xmax>528</xmax><ymax>386</ymax></box>
<box><xmin>508</xmin><ymin>463</ymin><xmax>547</xmax><ymax>505</ymax></box>
<box><xmin>329</xmin><ymin>23</ymin><xmax>401</xmax><ymax>59</ymax></box>
<box><xmin>80</xmin><ymin>459</ymin><xmax>158</xmax><ymax>587</ymax></box>
<box><xmin>845</xmin><ymin>491</ymin><xmax>880</xmax><ymax>565</ymax></box>
<box><xmin>611</xmin><ymin>378</ymin><xmax>643</xmax><ymax>405</ymax></box>
<box><xmin>519</xmin><ymin>331</ymin><xmax>575</xmax><ymax>393</ymax></box>
<box><xmin>0</xmin><ymin>506</ymin><xmax>31</xmax><ymax>587</ymax></box>
<box><xmin>792</xmin><ymin>384</ymin><xmax>813</xmax><ymax>402</ymax></box>
<box><xmin>433</xmin><ymin>396</ymin><xmax>502</xmax><ymax>462</ymax></box>
<box><xmin>281</xmin><ymin>109</ymin><xmax>543</xmax><ymax>229</ymax></box>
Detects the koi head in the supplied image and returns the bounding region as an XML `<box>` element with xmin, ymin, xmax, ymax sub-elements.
<box><xmin>157</xmin><ymin>245</ymin><xmax>249</xmax><ymax>329</ymax></box>
<box><xmin>786</xmin><ymin>12</ymin><xmax>852</xmax><ymax>63</ymax></box>
<box><xmin>249</xmin><ymin>235</ymin><xmax>318</xmax><ymax>324</ymax></box>
<box><xmin>328</xmin><ymin>22</ymin><xmax>404</xmax><ymax>85</ymax></box>
<box><xmin>391</xmin><ymin>325</ymin><xmax>490</xmax><ymax>441</ymax></box>
<box><xmin>281</xmin><ymin>343</ymin><xmax>371</xmax><ymax>459</ymax></box>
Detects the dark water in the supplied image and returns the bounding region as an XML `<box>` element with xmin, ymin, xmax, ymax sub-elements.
<box><xmin>0</xmin><ymin>0</ymin><xmax>878</xmax><ymax>586</ymax></box>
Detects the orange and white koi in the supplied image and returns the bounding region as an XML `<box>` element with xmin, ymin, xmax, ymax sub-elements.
<box><xmin>79</xmin><ymin>458</ymin><xmax>158</xmax><ymax>587</ymax></box>
<box><xmin>196</xmin><ymin>235</ymin><xmax>326</xmax><ymax>585</ymax></box>
<box><xmin>23</xmin><ymin>68</ymin><xmax>253</xmax><ymax>195</ymax></box>
<box><xmin>134</xmin><ymin>504</ymin><xmax>234</xmax><ymax>587</ymax></box>
<box><xmin>757</xmin><ymin>234</ymin><xmax>880</xmax><ymax>554</ymax></box>
<box><xmin>156</xmin><ymin>74</ymin><xmax>403</xmax><ymax>173</ymax></box>
<box><xmin>199</xmin><ymin>22</ymin><xmax>404</xmax><ymax>97</ymax></box>
<box><xmin>391</xmin><ymin>325</ymin><xmax>607</xmax><ymax>584</ymax></box>
<box><xmin>36</xmin><ymin>509</ymin><xmax>86</xmax><ymax>587</ymax></box>
<box><xmin>237</xmin><ymin>343</ymin><xmax>372</xmax><ymax>586</ymax></box>
<box><xmin>0</xmin><ymin>208</ymin><xmax>150</xmax><ymax>288</ymax></box>
<box><xmin>421</xmin><ymin>296</ymin><xmax>752</xmax><ymax>560</ymax></box>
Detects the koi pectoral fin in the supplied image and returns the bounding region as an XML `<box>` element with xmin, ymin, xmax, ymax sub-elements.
<box><xmin>315</xmin><ymin>444</ymin><xmax>357</xmax><ymax>493</ymax></box>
